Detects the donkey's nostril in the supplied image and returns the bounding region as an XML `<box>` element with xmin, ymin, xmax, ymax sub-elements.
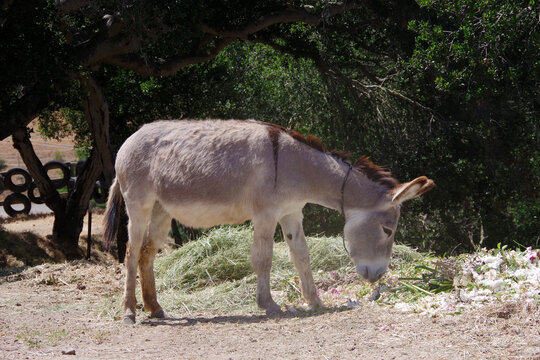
<box><xmin>356</xmin><ymin>264</ymin><xmax>388</xmax><ymax>283</ymax></box>
<box><xmin>375</xmin><ymin>267</ymin><xmax>387</xmax><ymax>279</ymax></box>
<box><xmin>357</xmin><ymin>265</ymin><xmax>369</xmax><ymax>280</ymax></box>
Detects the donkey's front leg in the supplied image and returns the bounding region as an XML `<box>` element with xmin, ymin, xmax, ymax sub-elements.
<box><xmin>279</xmin><ymin>212</ymin><xmax>323</xmax><ymax>309</ymax></box>
<box><xmin>251</xmin><ymin>217</ymin><xmax>281</xmax><ymax>315</ymax></box>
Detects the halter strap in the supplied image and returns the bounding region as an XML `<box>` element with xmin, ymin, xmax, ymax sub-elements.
<box><xmin>340</xmin><ymin>163</ymin><xmax>353</xmax><ymax>255</ymax></box>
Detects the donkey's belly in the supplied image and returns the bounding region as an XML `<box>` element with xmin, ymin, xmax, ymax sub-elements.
<box><xmin>160</xmin><ymin>201</ymin><xmax>251</xmax><ymax>228</ymax></box>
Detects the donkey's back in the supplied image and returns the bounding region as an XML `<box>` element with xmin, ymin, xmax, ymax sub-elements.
<box><xmin>115</xmin><ymin>120</ymin><xmax>275</xmax><ymax>228</ymax></box>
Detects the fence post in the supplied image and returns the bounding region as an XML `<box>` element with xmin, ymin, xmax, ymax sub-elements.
<box><xmin>87</xmin><ymin>200</ymin><xmax>92</xmax><ymax>260</ymax></box>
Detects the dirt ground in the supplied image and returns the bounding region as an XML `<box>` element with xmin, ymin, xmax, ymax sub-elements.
<box><xmin>1</xmin><ymin>216</ymin><xmax>539</xmax><ymax>360</ymax></box>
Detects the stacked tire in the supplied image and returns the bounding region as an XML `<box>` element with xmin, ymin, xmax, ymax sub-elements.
<box><xmin>3</xmin><ymin>167</ymin><xmax>32</xmax><ymax>217</ymax></box>
<box><xmin>1</xmin><ymin>160</ymin><xmax>107</xmax><ymax>217</ymax></box>
<box><xmin>2</xmin><ymin>161</ymin><xmax>71</xmax><ymax>217</ymax></box>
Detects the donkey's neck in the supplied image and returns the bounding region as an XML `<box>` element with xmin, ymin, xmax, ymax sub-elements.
<box><xmin>290</xmin><ymin>150</ymin><xmax>389</xmax><ymax>213</ymax></box>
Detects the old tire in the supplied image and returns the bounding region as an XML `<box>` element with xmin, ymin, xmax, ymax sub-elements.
<box><xmin>75</xmin><ymin>159</ymin><xmax>86</xmax><ymax>177</ymax></box>
<box><xmin>67</xmin><ymin>177</ymin><xmax>76</xmax><ymax>192</ymax></box>
<box><xmin>44</xmin><ymin>160</ymin><xmax>70</xmax><ymax>189</ymax></box>
<box><xmin>92</xmin><ymin>180</ymin><xmax>108</xmax><ymax>204</ymax></box>
<box><xmin>3</xmin><ymin>193</ymin><xmax>31</xmax><ymax>217</ymax></box>
<box><xmin>27</xmin><ymin>182</ymin><xmax>44</xmax><ymax>204</ymax></box>
<box><xmin>4</xmin><ymin>167</ymin><xmax>32</xmax><ymax>193</ymax></box>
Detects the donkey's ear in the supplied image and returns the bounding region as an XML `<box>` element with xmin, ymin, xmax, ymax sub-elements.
<box><xmin>391</xmin><ymin>176</ymin><xmax>435</xmax><ymax>205</ymax></box>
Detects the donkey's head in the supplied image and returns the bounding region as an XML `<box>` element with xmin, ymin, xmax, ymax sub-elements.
<box><xmin>344</xmin><ymin>176</ymin><xmax>435</xmax><ymax>282</ymax></box>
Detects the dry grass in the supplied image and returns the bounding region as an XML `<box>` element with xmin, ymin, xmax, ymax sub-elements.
<box><xmin>152</xmin><ymin>225</ymin><xmax>445</xmax><ymax>315</ymax></box>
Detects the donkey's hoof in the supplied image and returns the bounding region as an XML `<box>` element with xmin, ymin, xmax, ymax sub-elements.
<box><xmin>150</xmin><ymin>309</ymin><xmax>167</xmax><ymax>319</ymax></box>
<box><xmin>310</xmin><ymin>299</ymin><xmax>325</xmax><ymax>311</ymax></box>
<box><xmin>123</xmin><ymin>314</ymin><xmax>136</xmax><ymax>325</ymax></box>
<box><xmin>265</xmin><ymin>304</ymin><xmax>283</xmax><ymax>316</ymax></box>
<box><xmin>309</xmin><ymin>304</ymin><xmax>326</xmax><ymax>312</ymax></box>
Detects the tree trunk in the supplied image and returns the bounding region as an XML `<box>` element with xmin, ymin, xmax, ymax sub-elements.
<box><xmin>12</xmin><ymin>127</ymin><xmax>82</xmax><ymax>257</ymax></box>
<box><xmin>82</xmin><ymin>75</ymin><xmax>115</xmax><ymax>188</ymax></box>
<box><xmin>171</xmin><ymin>219</ymin><xmax>183</xmax><ymax>246</ymax></box>
<box><xmin>12</xmin><ymin>128</ymin><xmax>104</xmax><ymax>258</ymax></box>
<box><xmin>51</xmin><ymin>209</ymin><xmax>85</xmax><ymax>258</ymax></box>
<box><xmin>11</xmin><ymin>74</ymin><xmax>114</xmax><ymax>258</ymax></box>
<box><xmin>11</xmin><ymin>128</ymin><xmax>65</xmax><ymax>214</ymax></box>
<box><xmin>55</xmin><ymin>150</ymin><xmax>104</xmax><ymax>257</ymax></box>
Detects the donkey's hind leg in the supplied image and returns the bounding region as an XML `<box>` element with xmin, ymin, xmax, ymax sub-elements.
<box><xmin>279</xmin><ymin>212</ymin><xmax>323</xmax><ymax>309</ymax></box>
<box><xmin>139</xmin><ymin>202</ymin><xmax>171</xmax><ymax>319</ymax></box>
<box><xmin>123</xmin><ymin>201</ymin><xmax>153</xmax><ymax>324</ymax></box>
<box><xmin>251</xmin><ymin>215</ymin><xmax>281</xmax><ymax>315</ymax></box>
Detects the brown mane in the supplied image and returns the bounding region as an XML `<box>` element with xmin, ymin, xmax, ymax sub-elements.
<box><xmin>353</xmin><ymin>156</ymin><xmax>399</xmax><ymax>189</ymax></box>
<box><xmin>263</xmin><ymin>122</ymin><xmax>399</xmax><ymax>189</ymax></box>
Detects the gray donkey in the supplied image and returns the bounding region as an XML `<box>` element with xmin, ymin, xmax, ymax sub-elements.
<box><xmin>103</xmin><ymin>119</ymin><xmax>434</xmax><ymax>324</ymax></box>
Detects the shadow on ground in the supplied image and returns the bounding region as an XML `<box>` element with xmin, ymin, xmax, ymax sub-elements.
<box><xmin>0</xmin><ymin>227</ymin><xmax>67</xmax><ymax>269</ymax></box>
<box><xmin>140</xmin><ymin>305</ymin><xmax>355</xmax><ymax>327</ymax></box>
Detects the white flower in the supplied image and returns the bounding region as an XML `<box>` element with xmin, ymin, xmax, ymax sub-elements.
<box><xmin>480</xmin><ymin>279</ymin><xmax>505</xmax><ymax>291</ymax></box>
<box><xmin>481</xmin><ymin>255</ymin><xmax>504</xmax><ymax>270</ymax></box>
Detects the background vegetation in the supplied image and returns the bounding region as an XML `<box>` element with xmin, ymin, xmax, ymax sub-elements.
<box><xmin>3</xmin><ymin>0</ymin><xmax>538</xmax><ymax>253</ymax></box>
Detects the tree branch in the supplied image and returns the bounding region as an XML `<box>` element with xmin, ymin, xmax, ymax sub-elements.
<box><xmin>81</xmin><ymin>33</ymin><xmax>142</xmax><ymax>66</ymax></box>
<box><xmin>81</xmin><ymin>75</ymin><xmax>115</xmax><ymax>186</ymax></box>
<box><xmin>201</xmin><ymin>2</ymin><xmax>359</xmax><ymax>39</ymax></box>
<box><xmin>0</xmin><ymin>82</ymin><xmax>52</xmax><ymax>141</ymax></box>
<box><xmin>101</xmin><ymin>37</ymin><xmax>236</xmax><ymax>77</ymax></box>
<box><xmin>53</xmin><ymin>0</ymin><xmax>89</xmax><ymax>14</ymax></box>
<box><xmin>360</xmin><ymin>82</ymin><xmax>435</xmax><ymax>111</ymax></box>
<box><xmin>93</xmin><ymin>2</ymin><xmax>359</xmax><ymax>76</ymax></box>
<box><xmin>11</xmin><ymin>128</ymin><xmax>65</xmax><ymax>213</ymax></box>
<box><xmin>201</xmin><ymin>10</ymin><xmax>318</xmax><ymax>39</ymax></box>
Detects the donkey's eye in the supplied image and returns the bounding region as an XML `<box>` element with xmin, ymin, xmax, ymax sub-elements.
<box><xmin>382</xmin><ymin>226</ymin><xmax>393</xmax><ymax>237</ymax></box>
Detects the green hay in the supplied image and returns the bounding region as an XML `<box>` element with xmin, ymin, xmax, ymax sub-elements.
<box><xmin>153</xmin><ymin>225</ymin><xmax>428</xmax><ymax>314</ymax></box>
<box><xmin>155</xmin><ymin>226</ymin><xmax>255</xmax><ymax>292</ymax></box>
<box><xmin>158</xmin><ymin>277</ymin><xmax>259</xmax><ymax>314</ymax></box>
<box><xmin>306</xmin><ymin>235</ymin><xmax>351</xmax><ymax>271</ymax></box>
<box><xmin>155</xmin><ymin>226</ymin><xmax>355</xmax><ymax>292</ymax></box>
<box><xmin>392</xmin><ymin>243</ymin><xmax>424</xmax><ymax>262</ymax></box>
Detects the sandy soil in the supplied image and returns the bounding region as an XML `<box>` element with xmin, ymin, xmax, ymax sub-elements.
<box><xmin>1</xmin><ymin>216</ymin><xmax>539</xmax><ymax>360</ymax></box>
<box><xmin>2</xmin><ymin>212</ymin><xmax>103</xmax><ymax>238</ymax></box>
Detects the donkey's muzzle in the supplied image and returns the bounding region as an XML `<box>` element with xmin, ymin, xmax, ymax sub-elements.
<box><xmin>356</xmin><ymin>264</ymin><xmax>387</xmax><ymax>283</ymax></box>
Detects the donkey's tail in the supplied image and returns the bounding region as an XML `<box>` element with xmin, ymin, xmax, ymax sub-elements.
<box><xmin>103</xmin><ymin>177</ymin><xmax>124</xmax><ymax>251</ymax></box>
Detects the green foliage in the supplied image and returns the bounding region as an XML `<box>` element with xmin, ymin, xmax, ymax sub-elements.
<box><xmin>508</xmin><ymin>199</ymin><xmax>540</xmax><ymax>247</ymax></box>
<box><xmin>397</xmin><ymin>0</ymin><xmax>539</xmax><ymax>250</ymax></box>
<box><xmin>0</xmin><ymin>2</ymin><xmax>71</xmax><ymax>109</ymax></box>
<box><xmin>97</xmin><ymin>42</ymin><xmax>331</xmax><ymax>152</ymax></box>
<box><xmin>53</xmin><ymin>151</ymin><xmax>64</xmax><ymax>161</ymax></box>
<box><xmin>23</xmin><ymin>1</ymin><xmax>539</xmax><ymax>252</ymax></box>
<box><xmin>397</xmin><ymin>264</ymin><xmax>454</xmax><ymax>295</ymax></box>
